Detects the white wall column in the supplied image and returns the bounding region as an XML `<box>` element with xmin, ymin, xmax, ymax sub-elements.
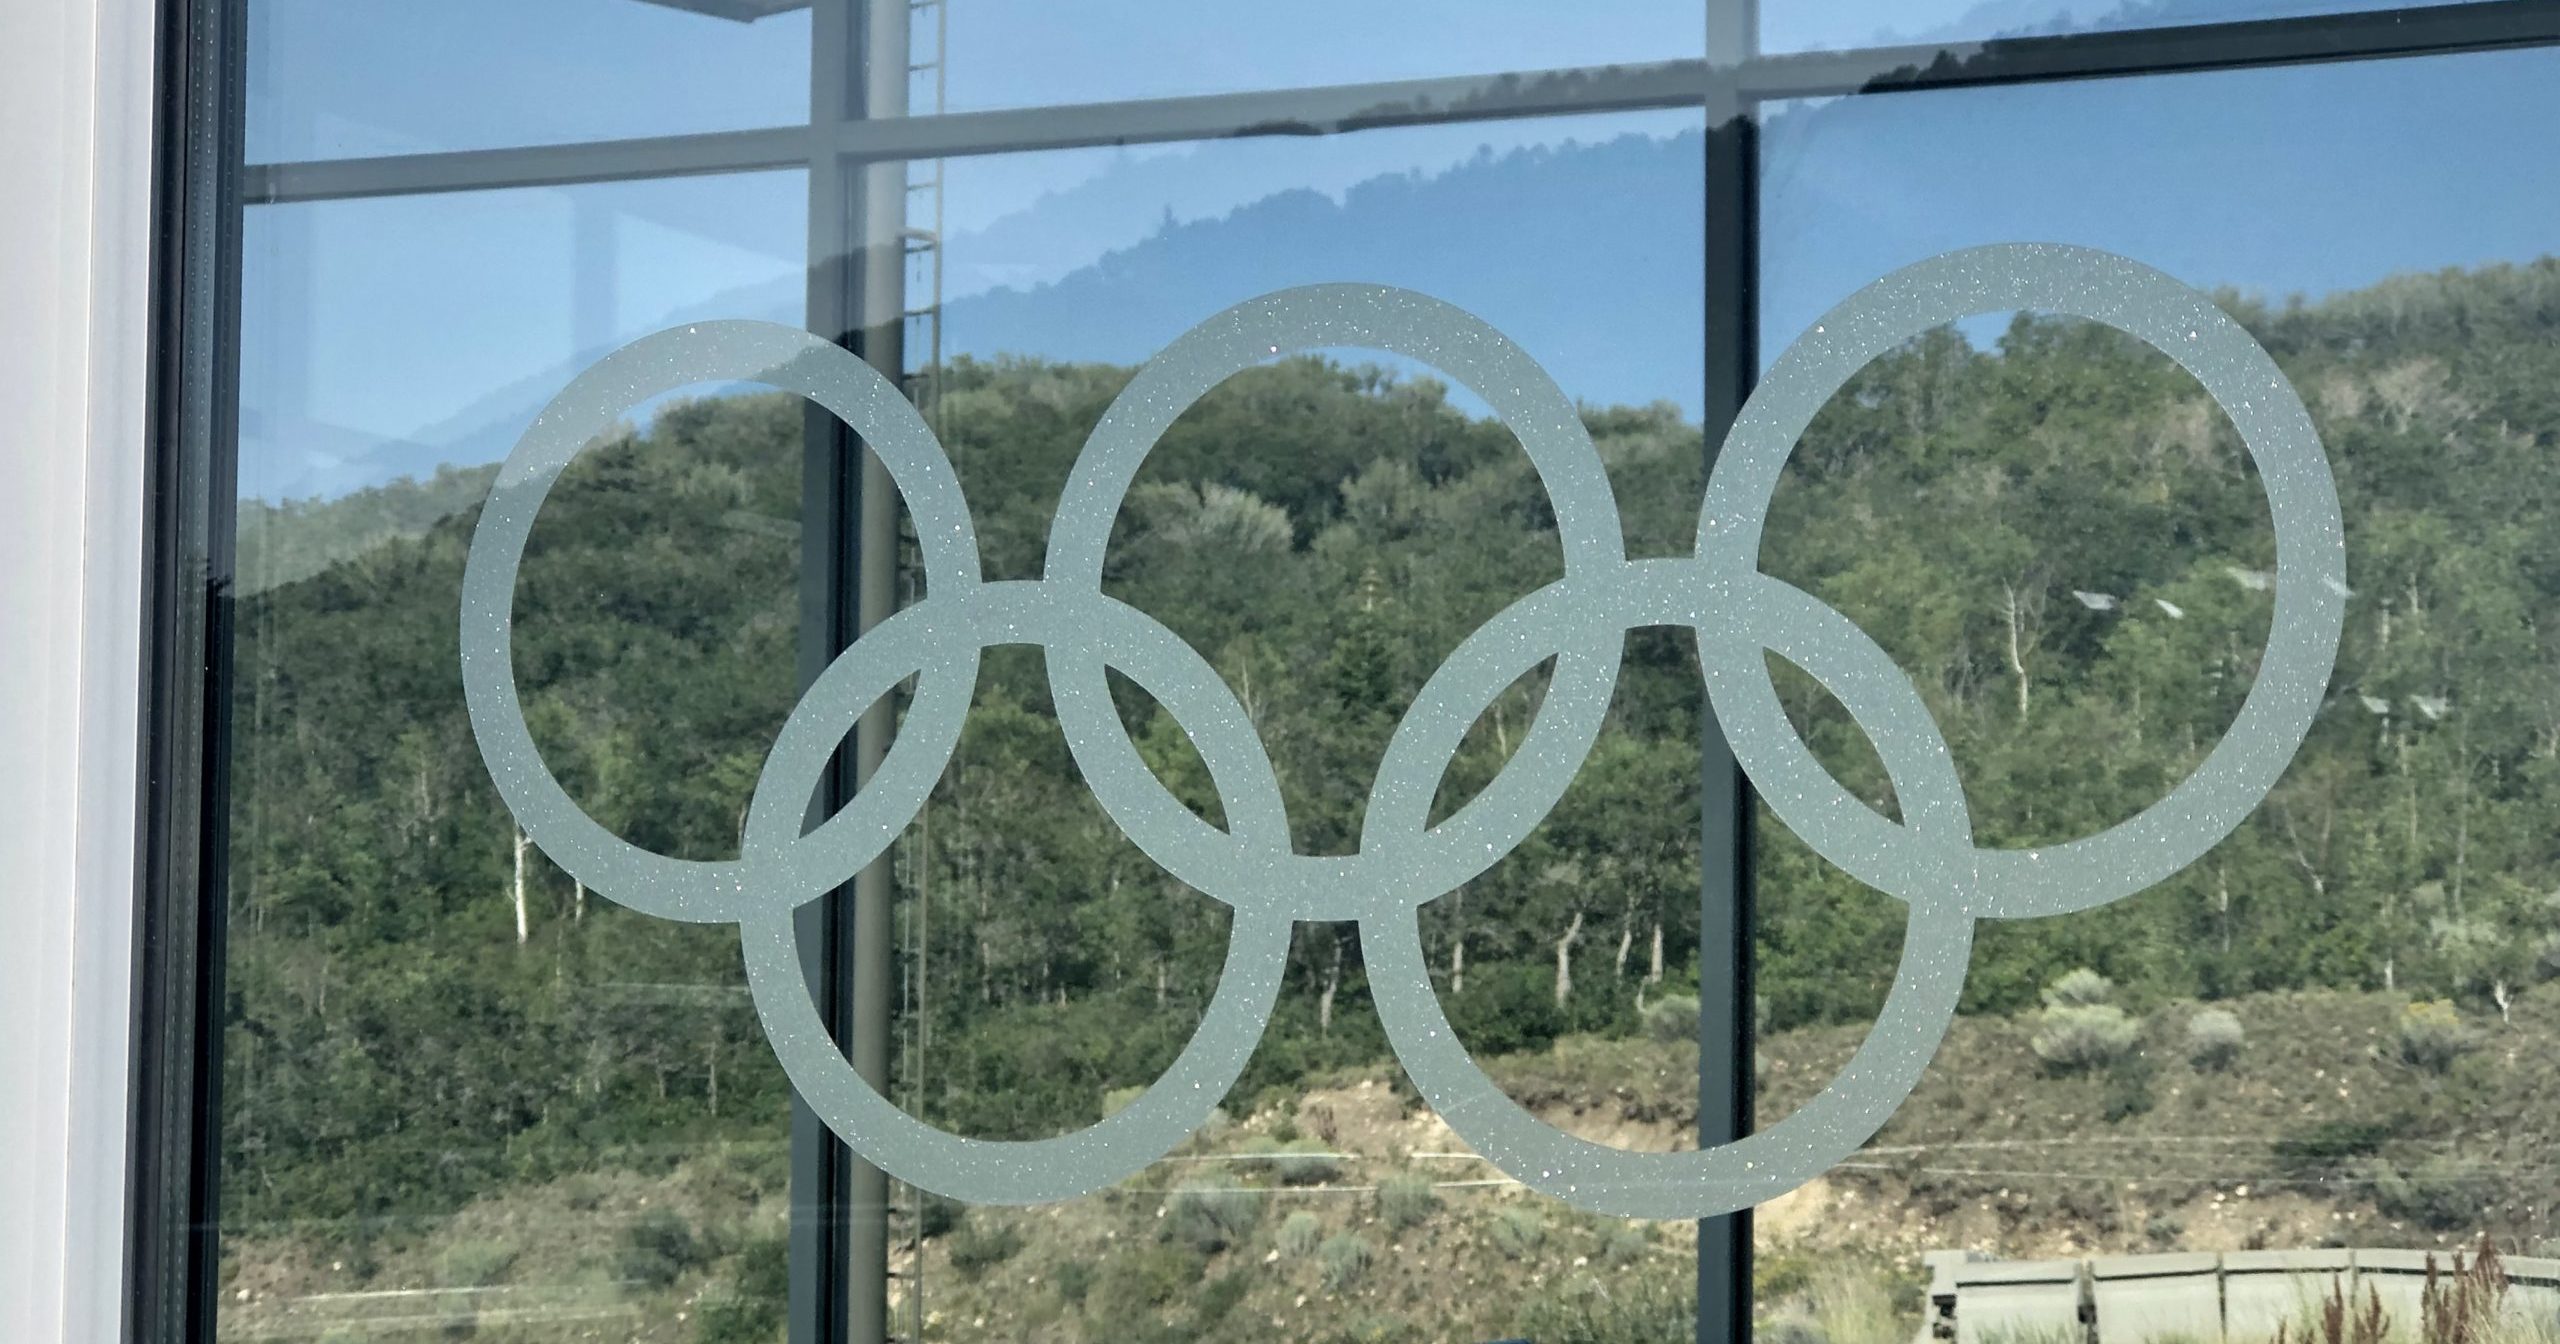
<box><xmin>0</xmin><ymin>0</ymin><xmax>161</xmax><ymax>1338</ymax></box>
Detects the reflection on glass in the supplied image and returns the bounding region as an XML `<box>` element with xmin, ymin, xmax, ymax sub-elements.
<box><xmin>220</xmin><ymin>174</ymin><xmax>806</xmax><ymax>1341</ymax></box>
<box><xmin>247</xmin><ymin>0</ymin><xmax>809</xmax><ymax>162</ymax></box>
<box><xmin>1751</xmin><ymin>47</ymin><xmax>2560</xmax><ymax>1344</ymax></box>
<box><xmin>937</xmin><ymin>0</ymin><xmax>1701</xmax><ymax>114</ymax></box>
<box><xmin>1761</xmin><ymin>0</ymin><xmax>2476</xmax><ymax>59</ymax></box>
<box><xmin>846</xmin><ymin>112</ymin><xmax>1706</xmax><ymax>1338</ymax></box>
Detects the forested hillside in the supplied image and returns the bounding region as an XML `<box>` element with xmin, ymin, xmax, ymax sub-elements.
<box><xmin>221</xmin><ymin>256</ymin><xmax>2560</xmax><ymax>1258</ymax></box>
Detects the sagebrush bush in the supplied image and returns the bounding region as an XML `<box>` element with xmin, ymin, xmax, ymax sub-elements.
<box><xmin>2400</xmin><ymin>999</ymin><xmax>2473</xmax><ymax>1072</ymax></box>
<box><xmin>1052</xmin><ymin>1258</ymin><xmax>1095</xmax><ymax>1306</ymax></box>
<box><xmin>917</xmin><ymin>1193</ymin><xmax>962</xmax><ymax>1239</ymax></box>
<box><xmin>1232</xmin><ymin>1134</ymin><xmax>1284</xmax><ymax>1175</ymax></box>
<box><xmin>2032</xmin><ymin>1003</ymin><xmax>2140</xmax><ymax>1071</ymax></box>
<box><xmin>2186</xmin><ymin>1007</ymin><xmax>2245</xmax><ymax>1069</ymax></box>
<box><xmin>1091</xmin><ymin>1245</ymin><xmax>1205</xmax><ymax>1318</ymax></box>
<box><xmin>2371</xmin><ymin>1152</ymin><xmax>2494</xmax><ymax>1230</ymax></box>
<box><xmin>2042</xmin><ymin>967</ymin><xmax>2116</xmax><ymax>1009</ymax></box>
<box><xmin>947</xmin><ymin>1220</ymin><xmax>1025</xmax><ymax>1281</ymax></box>
<box><xmin>1277</xmin><ymin>1210</ymin><xmax>1324</xmax><ymax>1257</ymax></box>
<box><xmin>1517</xmin><ymin>1274</ymin><xmax>1697</xmax><ymax>1344</ymax></box>
<box><xmin>434</xmin><ymin>1238</ymin><xmax>516</xmax><ymax>1288</ymax></box>
<box><xmin>1490</xmin><ymin>1205</ymin><xmax>1546</xmax><ymax>1259</ymax></box>
<box><xmin>1167</xmin><ymin>1178</ymin><xmax>1262</xmax><ymax>1254</ymax></box>
<box><xmin>1193</xmin><ymin>1270</ymin><xmax>1253</xmax><ymax>1332</ymax></box>
<box><xmin>1759</xmin><ymin>1315</ymin><xmax>1830</xmax><ymax>1344</ymax></box>
<box><xmin>615</xmin><ymin>1208</ymin><xmax>702</xmax><ymax>1289</ymax></box>
<box><xmin>1641</xmin><ymin>993</ymin><xmax>1701</xmax><ymax>1044</ymax></box>
<box><xmin>693</xmin><ymin>1287</ymin><xmax>783</xmax><ymax>1344</ymax></box>
<box><xmin>1600</xmin><ymin>1222</ymin><xmax>1649</xmax><ymax>1266</ymax></box>
<box><xmin>1319</xmin><ymin>1232</ymin><xmax>1375</xmax><ymax>1292</ymax></box>
<box><xmin>1274</xmin><ymin>1138</ymin><xmax>1345</xmax><ymax>1187</ymax></box>
<box><xmin>1378</xmin><ymin>1173</ymin><xmax>1438</xmax><ymax>1231</ymax></box>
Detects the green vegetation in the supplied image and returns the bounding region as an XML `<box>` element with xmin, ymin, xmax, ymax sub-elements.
<box><xmin>1517</xmin><ymin>1274</ymin><xmax>1697</xmax><ymax>1344</ymax></box>
<box><xmin>2043</xmin><ymin>968</ymin><xmax>2118</xmax><ymax>1010</ymax></box>
<box><xmin>1376</xmin><ymin>1172</ymin><xmax>1438</xmax><ymax>1231</ymax></box>
<box><xmin>2032</xmin><ymin>1003</ymin><xmax>2142</xmax><ymax>1071</ymax></box>
<box><xmin>431</xmin><ymin>1237</ymin><xmax>516</xmax><ymax>1288</ymax></box>
<box><xmin>1276</xmin><ymin>1209</ymin><xmax>1325</xmax><ymax>1257</ymax></box>
<box><xmin>1318</xmin><ymin>1232</ymin><xmax>1375</xmax><ymax>1292</ymax></box>
<box><xmin>1165</xmin><ymin>1177</ymin><xmax>1260</xmax><ymax>1254</ymax></box>
<box><xmin>2188</xmin><ymin>1006</ymin><xmax>2247</xmax><ymax>1069</ymax></box>
<box><xmin>2400</xmin><ymin>1000</ymin><xmax>2475</xmax><ymax>1072</ymax></box>
<box><xmin>616</xmin><ymin>1208</ymin><xmax>703</xmax><ymax>1290</ymax></box>
<box><xmin>1491</xmin><ymin>1205</ymin><xmax>1547</xmax><ymax>1259</ymax></box>
<box><xmin>1272</xmin><ymin>1139</ymin><xmax>1347</xmax><ymax>1187</ymax></box>
<box><xmin>214</xmin><ymin>255</ymin><xmax>2560</xmax><ymax>1339</ymax></box>
<box><xmin>946</xmin><ymin>1219</ymin><xmax>1026</xmax><ymax>1281</ymax></box>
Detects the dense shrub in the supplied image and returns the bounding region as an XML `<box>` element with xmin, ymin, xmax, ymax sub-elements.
<box><xmin>694</xmin><ymin>1282</ymin><xmax>786</xmax><ymax>1344</ymax></box>
<box><xmin>1641</xmin><ymin>993</ymin><xmax>1701</xmax><ymax>1045</ymax></box>
<box><xmin>1759</xmin><ymin>1316</ymin><xmax>1830</xmax><ymax>1344</ymax></box>
<box><xmin>1092</xmin><ymin>1245</ymin><xmax>1208</xmax><ymax>1320</ymax></box>
<box><xmin>1490</xmin><ymin>1206</ymin><xmax>1546</xmax><ymax>1259</ymax></box>
<box><xmin>2400</xmin><ymin>1000</ymin><xmax>2474</xmax><ymax>1072</ymax></box>
<box><xmin>2042</xmin><ymin>968</ymin><xmax>2117</xmax><ymax>1010</ymax></box>
<box><xmin>2276</xmin><ymin>1119</ymin><xmax>2398</xmax><ymax>1182</ymax></box>
<box><xmin>1192</xmin><ymin>1271</ymin><xmax>1253</xmax><ymax>1332</ymax></box>
<box><xmin>1319</xmin><ymin>1233</ymin><xmax>1375</xmax><ymax>1292</ymax></box>
<box><xmin>1232</xmin><ymin>1134</ymin><xmax>1285</xmax><ymax>1175</ymax></box>
<box><xmin>947</xmin><ymin>1220</ymin><xmax>1026</xmax><ymax>1281</ymax></box>
<box><xmin>1274</xmin><ymin>1138</ymin><xmax>1345</xmax><ymax>1187</ymax></box>
<box><xmin>2186</xmin><ymin>1008</ymin><xmax>2245</xmax><ymax>1069</ymax></box>
<box><xmin>1600</xmin><ymin>1222</ymin><xmax>1650</xmax><ymax>1266</ymax></box>
<box><xmin>2371</xmin><ymin>1153</ymin><xmax>2495</xmax><ymax>1230</ymax></box>
<box><xmin>1277</xmin><ymin>1210</ymin><xmax>1325</xmax><ymax>1258</ymax></box>
<box><xmin>1517</xmin><ymin>1274</ymin><xmax>1698</xmax><ymax>1344</ymax></box>
<box><xmin>1377</xmin><ymin>1173</ymin><xmax>1439</xmax><ymax>1231</ymax></box>
<box><xmin>1445</xmin><ymin>962</ymin><xmax>1568</xmax><ymax>1057</ymax></box>
<box><xmin>2100</xmin><ymin>1051</ymin><xmax>2157</xmax><ymax>1122</ymax></box>
<box><xmin>1167</xmin><ymin>1178</ymin><xmax>1262</xmax><ymax>1254</ymax></box>
<box><xmin>433</xmin><ymin>1239</ymin><xmax>517</xmax><ymax>1288</ymax></box>
<box><xmin>917</xmin><ymin>1194</ymin><xmax>962</xmax><ymax>1240</ymax></box>
<box><xmin>616</xmin><ymin>1208</ymin><xmax>703</xmax><ymax>1289</ymax></box>
<box><xmin>2032</xmin><ymin>1003</ymin><xmax>2140</xmax><ymax>1071</ymax></box>
<box><xmin>1052</xmin><ymin>1259</ymin><xmax>1096</xmax><ymax>1306</ymax></box>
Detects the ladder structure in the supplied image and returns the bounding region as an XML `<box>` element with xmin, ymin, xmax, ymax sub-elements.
<box><xmin>889</xmin><ymin>6</ymin><xmax>948</xmax><ymax>1341</ymax></box>
<box><xmin>902</xmin><ymin>0</ymin><xmax>948</xmax><ymax>426</ymax></box>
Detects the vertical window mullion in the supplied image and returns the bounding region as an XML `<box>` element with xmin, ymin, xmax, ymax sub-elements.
<box><xmin>789</xmin><ymin>3</ymin><xmax>863</xmax><ymax>1342</ymax></box>
<box><xmin>1700</xmin><ymin>0</ymin><xmax>1760</xmax><ymax>1339</ymax></box>
<box><xmin>127</xmin><ymin>0</ymin><xmax>247</xmax><ymax>1336</ymax></box>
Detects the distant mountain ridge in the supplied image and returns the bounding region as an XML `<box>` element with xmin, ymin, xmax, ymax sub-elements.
<box><xmin>943</xmin><ymin>129</ymin><xmax>1707</xmax><ymax>420</ymax></box>
<box><xmin>247</xmin><ymin>42</ymin><xmax>2560</xmax><ymax>504</ymax></box>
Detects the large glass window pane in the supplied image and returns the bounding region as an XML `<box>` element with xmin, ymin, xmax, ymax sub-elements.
<box><xmin>827</xmin><ymin>111</ymin><xmax>1706</xmax><ymax>1340</ymax></box>
<box><xmin>1750</xmin><ymin>46</ymin><xmax>2560</xmax><ymax>1341</ymax></box>
<box><xmin>247</xmin><ymin>0</ymin><xmax>810</xmax><ymax>162</ymax></box>
<box><xmin>221</xmin><ymin>172</ymin><xmax>807</xmax><ymax>1342</ymax></box>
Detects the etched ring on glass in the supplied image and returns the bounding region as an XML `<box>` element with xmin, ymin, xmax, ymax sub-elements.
<box><xmin>460</xmin><ymin>243</ymin><xmax>2346</xmax><ymax>1217</ymax></box>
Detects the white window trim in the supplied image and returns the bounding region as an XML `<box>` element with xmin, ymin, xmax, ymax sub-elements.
<box><xmin>0</xmin><ymin>0</ymin><xmax>160</xmax><ymax>1339</ymax></box>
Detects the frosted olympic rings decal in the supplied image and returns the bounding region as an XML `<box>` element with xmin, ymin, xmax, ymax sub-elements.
<box><xmin>462</xmin><ymin>244</ymin><xmax>2345</xmax><ymax>1218</ymax></box>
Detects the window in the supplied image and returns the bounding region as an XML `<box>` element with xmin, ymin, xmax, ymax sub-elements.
<box><xmin>128</xmin><ymin>3</ymin><xmax>2560</xmax><ymax>1343</ymax></box>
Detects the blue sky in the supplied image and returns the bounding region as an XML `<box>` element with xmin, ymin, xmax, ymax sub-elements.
<box><xmin>237</xmin><ymin>1</ymin><xmax>2556</xmax><ymax>501</ymax></box>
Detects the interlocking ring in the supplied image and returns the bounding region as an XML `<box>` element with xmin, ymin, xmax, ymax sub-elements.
<box><xmin>463</xmin><ymin>244</ymin><xmax>2345</xmax><ymax>1218</ymax></box>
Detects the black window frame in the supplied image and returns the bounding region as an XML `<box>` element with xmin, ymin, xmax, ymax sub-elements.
<box><xmin>126</xmin><ymin>2</ymin><xmax>2560</xmax><ymax>1341</ymax></box>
